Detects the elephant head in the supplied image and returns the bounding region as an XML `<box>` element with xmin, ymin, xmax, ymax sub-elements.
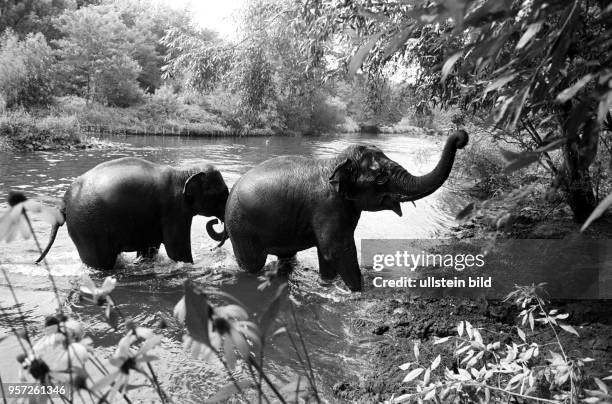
<box><xmin>329</xmin><ymin>130</ymin><xmax>468</xmax><ymax>215</ymax></box>
<box><xmin>182</xmin><ymin>166</ymin><xmax>229</xmax><ymax>242</ymax></box>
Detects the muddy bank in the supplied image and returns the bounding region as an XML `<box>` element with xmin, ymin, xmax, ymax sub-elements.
<box><xmin>334</xmin><ymin>211</ymin><xmax>612</xmax><ymax>402</ymax></box>
<box><xmin>335</xmin><ymin>295</ymin><xmax>612</xmax><ymax>402</ymax></box>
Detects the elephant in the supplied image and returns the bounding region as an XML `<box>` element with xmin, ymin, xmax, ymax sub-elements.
<box><xmin>222</xmin><ymin>130</ymin><xmax>469</xmax><ymax>291</ymax></box>
<box><xmin>36</xmin><ymin>157</ymin><xmax>229</xmax><ymax>270</ymax></box>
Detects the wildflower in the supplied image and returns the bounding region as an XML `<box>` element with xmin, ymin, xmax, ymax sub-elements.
<box><xmin>92</xmin><ymin>327</ymin><xmax>161</xmax><ymax>398</ymax></box>
<box><xmin>174</xmin><ymin>292</ymin><xmax>261</xmax><ymax>369</ymax></box>
<box><xmin>0</xmin><ymin>191</ymin><xmax>64</xmax><ymax>243</ymax></box>
<box><xmin>80</xmin><ymin>273</ymin><xmax>116</xmax><ymax>305</ymax></box>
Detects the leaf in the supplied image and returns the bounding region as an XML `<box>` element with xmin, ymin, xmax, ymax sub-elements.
<box><xmin>457</xmin><ymin>321</ymin><xmax>464</xmax><ymax>337</ymax></box>
<box><xmin>423</xmin><ymin>368</ymin><xmax>431</xmax><ymax>385</ymax></box>
<box><xmin>434</xmin><ymin>336</ymin><xmax>451</xmax><ymax>345</ymax></box>
<box><xmin>259</xmin><ymin>282</ymin><xmax>287</xmax><ymax>337</ymax></box>
<box><xmin>399</xmin><ymin>362</ymin><xmax>413</xmax><ymax>371</ymax></box>
<box><xmin>441</xmin><ymin>52</ymin><xmax>462</xmax><ymax>82</ymax></box>
<box><xmin>381</xmin><ymin>26</ymin><xmax>414</xmax><ymax>61</ymax></box>
<box><xmin>205</xmin><ymin>381</ymin><xmax>254</xmax><ymax>403</ymax></box>
<box><xmin>516</xmin><ymin>23</ymin><xmax>542</xmax><ymax>49</ymax></box>
<box><xmin>455</xmin><ymin>202</ymin><xmax>475</xmax><ymax>220</ymax></box>
<box><xmin>500</xmin><ymin>147</ymin><xmax>522</xmax><ymax>161</ymax></box>
<box><xmin>503</xmin><ymin>153</ymin><xmax>539</xmax><ymax>174</ymax></box>
<box><xmin>348</xmin><ymin>32</ymin><xmax>383</xmax><ymax>78</ymax></box>
<box><xmin>184</xmin><ymin>280</ymin><xmax>210</xmax><ymax>346</ymax></box>
<box><xmin>484</xmin><ymin>74</ymin><xmax>517</xmax><ymax>96</ymax></box>
<box><xmin>517</xmin><ymin>327</ymin><xmax>526</xmax><ymax>343</ymax></box>
<box><xmin>594</xmin><ymin>377</ymin><xmax>609</xmax><ymax>394</ymax></box>
<box><xmin>431</xmin><ymin>355</ymin><xmax>441</xmax><ymax>370</ymax></box>
<box><xmin>556</xmin><ymin>74</ymin><xmax>594</xmax><ymax>103</ymax></box>
<box><xmin>402</xmin><ymin>367</ymin><xmax>424</xmax><ymax>383</ymax></box>
<box><xmin>414</xmin><ymin>342</ymin><xmax>420</xmax><ymax>360</ymax></box>
<box><xmin>581</xmin><ymin>192</ymin><xmax>612</xmax><ymax>232</ymax></box>
<box><xmin>271</xmin><ymin>326</ymin><xmax>287</xmax><ymax>338</ymax></box>
<box><xmin>559</xmin><ymin>324</ymin><xmax>579</xmax><ymax>336</ymax></box>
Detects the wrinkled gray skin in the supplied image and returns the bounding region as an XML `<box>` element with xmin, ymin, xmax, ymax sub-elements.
<box><xmin>222</xmin><ymin>130</ymin><xmax>468</xmax><ymax>291</ymax></box>
<box><xmin>36</xmin><ymin>157</ymin><xmax>229</xmax><ymax>270</ymax></box>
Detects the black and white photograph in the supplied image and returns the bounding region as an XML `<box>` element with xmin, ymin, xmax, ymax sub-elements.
<box><xmin>1</xmin><ymin>0</ymin><xmax>611</xmax><ymax>402</ymax></box>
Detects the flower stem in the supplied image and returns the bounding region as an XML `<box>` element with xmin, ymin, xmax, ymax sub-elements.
<box><xmin>146</xmin><ymin>362</ymin><xmax>169</xmax><ymax>404</ymax></box>
<box><xmin>22</xmin><ymin>210</ymin><xmax>63</xmax><ymax>314</ymax></box>
<box><xmin>248</xmin><ymin>357</ymin><xmax>287</xmax><ymax>404</ymax></box>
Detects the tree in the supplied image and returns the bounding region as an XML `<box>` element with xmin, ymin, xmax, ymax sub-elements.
<box><xmin>53</xmin><ymin>4</ymin><xmax>142</xmax><ymax>106</ymax></box>
<box><xmin>301</xmin><ymin>0</ymin><xmax>612</xmax><ymax>223</ymax></box>
<box><xmin>0</xmin><ymin>30</ymin><xmax>56</xmax><ymax>108</ymax></box>
<box><xmin>0</xmin><ymin>0</ymin><xmax>76</xmax><ymax>40</ymax></box>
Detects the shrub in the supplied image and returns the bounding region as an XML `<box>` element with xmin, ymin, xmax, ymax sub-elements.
<box><xmin>0</xmin><ymin>30</ymin><xmax>56</xmax><ymax>108</ymax></box>
<box><xmin>0</xmin><ymin>110</ymin><xmax>81</xmax><ymax>149</ymax></box>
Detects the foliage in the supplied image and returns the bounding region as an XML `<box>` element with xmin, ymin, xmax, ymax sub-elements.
<box><xmin>0</xmin><ymin>0</ymin><xmax>76</xmax><ymax>40</ymax></box>
<box><xmin>389</xmin><ymin>284</ymin><xmax>611</xmax><ymax>403</ymax></box>
<box><xmin>0</xmin><ymin>110</ymin><xmax>81</xmax><ymax>150</ymax></box>
<box><xmin>0</xmin><ymin>30</ymin><xmax>56</xmax><ymax>108</ymax></box>
<box><xmin>53</xmin><ymin>4</ymin><xmax>144</xmax><ymax>106</ymax></box>
<box><xmin>161</xmin><ymin>26</ymin><xmax>232</xmax><ymax>93</ymax></box>
<box><xmin>300</xmin><ymin>0</ymin><xmax>612</xmax><ymax>224</ymax></box>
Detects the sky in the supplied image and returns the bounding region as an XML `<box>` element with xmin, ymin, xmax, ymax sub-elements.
<box><xmin>156</xmin><ymin>0</ymin><xmax>245</xmax><ymax>39</ymax></box>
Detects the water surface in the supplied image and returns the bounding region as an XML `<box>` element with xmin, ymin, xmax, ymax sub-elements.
<box><xmin>0</xmin><ymin>133</ymin><xmax>467</xmax><ymax>401</ymax></box>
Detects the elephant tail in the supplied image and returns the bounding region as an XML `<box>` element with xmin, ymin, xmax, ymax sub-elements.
<box><xmin>206</xmin><ymin>218</ymin><xmax>228</xmax><ymax>248</ymax></box>
<box><xmin>35</xmin><ymin>207</ymin><xmax>66</xmax><ymax>264</ymax></box>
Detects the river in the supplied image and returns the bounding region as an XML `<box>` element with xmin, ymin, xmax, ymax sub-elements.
<box><xmin>0</xmin><ymin>133</ymin><xmax>468</xmax><ymax>402</ymax></box>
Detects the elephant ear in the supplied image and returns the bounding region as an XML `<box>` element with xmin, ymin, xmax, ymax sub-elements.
<box><xmin>183</xmin><ymin>172</ymin><xmax>206</xmax><ymax>201</ymax></box>
<box><xmin>329</xmin><ymin>159</ymin><xmax>355</xmax><ymax>196</ymax></box>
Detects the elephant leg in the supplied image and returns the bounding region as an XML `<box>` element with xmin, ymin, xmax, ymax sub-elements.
<box><xmin>317</xmin><ymin>249</ymin><xmax>338</xmax><ymax>282</ymax></box>
<box><xmin>232</xmin><ymin>236</ymin><xmax>267</xmax><ymax>273</ymax></box>
<box><xmin>315</xmin><ymin>229</ymin><xmax>362</xmax><ymax>292</ymax></box>
<box><xmin>76</xmin><ymin>240</ymin><xmax>118</xmax><ymax>271</ymax></box>
<box><xmin>162</xmin><ymin>217</ymin><xmax>193</xmax><ymax>263</ymax></box>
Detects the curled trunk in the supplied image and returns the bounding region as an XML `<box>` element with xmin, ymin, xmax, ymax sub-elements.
<box><xmin>206</xmin><ymin>218</ymin><xmax>228</xmax><ymax>247</ymax></box>
<box><xmin>395</xmin><ymin>130</ymin><xmax>469</xmax><ymax>201</ymax></box>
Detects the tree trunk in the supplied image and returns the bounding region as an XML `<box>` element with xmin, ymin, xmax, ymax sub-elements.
<box><xmin>561</xmin><ymin>126</ymin><xmax>597</xmax><ymax>223</ymax></box>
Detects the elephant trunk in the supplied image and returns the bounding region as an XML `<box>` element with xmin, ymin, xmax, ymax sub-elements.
<box><xmin>393</xmin><ymin>130</ymin><xmax>469</xmax><ymax>202</ymax></box>
<box><xmin>206</xmin><ymin>218</ymin><xmax>228</xmax><ymax>247</ymax></box>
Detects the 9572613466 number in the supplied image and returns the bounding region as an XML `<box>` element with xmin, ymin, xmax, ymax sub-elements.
<box><xmin>2</xmin><ymin>383</ymin><xmax>71</xmax><ymax>398</ymax></box>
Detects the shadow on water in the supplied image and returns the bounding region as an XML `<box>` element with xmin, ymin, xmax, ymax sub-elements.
<box><xmin>0</xmin><ymin>132</ymin><xmax>468</xmax><ymax>401</ymax></box>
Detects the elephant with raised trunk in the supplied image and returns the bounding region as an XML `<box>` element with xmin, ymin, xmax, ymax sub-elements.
<box><xmin>36</xmin><ymin>157</ymin><xmax>229</xmax><ymax>270</ymax></box>
<box><xmin>221</xmin><ymin>130</ymin><xmax>469</xmax><ymax>291</ymax></box>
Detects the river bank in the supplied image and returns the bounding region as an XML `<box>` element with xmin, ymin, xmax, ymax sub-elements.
<box><xmin>334</xmin><ymin>208</ymin><xmax>612</xmax><ymax>403</ymax></box>
<box><xmin>0</xmin><ymin>96</ymin><xmax>442</xmax><ymax>151</ymax></box>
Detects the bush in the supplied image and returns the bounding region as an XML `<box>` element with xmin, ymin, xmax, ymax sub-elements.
<box><xmin>0</xmin><ymin>30</ymin><xmax>56</xmax><ymax>108</ymax></box>
<box><xmin>95</xmin><ymin>54</ymin><xmax>143</xmax><ymax>107</ymax></box>
<box><xmin>0</xmin><ymin>110</ymin><xmax>81</xmax><ymax>149</ymax></box>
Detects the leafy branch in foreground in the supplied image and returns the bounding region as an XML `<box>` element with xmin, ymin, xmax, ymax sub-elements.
<box><xmin>388</xmin><ymin>284</ymin><xmax>611</xmax><ymax>404</ymax></box>
<box><xmin>173</xmin><ymin>279</ymin><xmax>320</xmax><ymax>403</ymax></box>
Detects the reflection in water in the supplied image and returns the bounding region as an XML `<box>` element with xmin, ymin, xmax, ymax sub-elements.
<box><xmin>0</xmin><ymin>133</ymin><xmax>468</xmax><ymax>401</ymax></box>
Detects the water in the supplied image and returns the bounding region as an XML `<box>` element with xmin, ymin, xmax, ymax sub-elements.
<box><xmin>0</xmin><ymin>133</ymin><xmax>468</xmax><ymax>402</ymax></box>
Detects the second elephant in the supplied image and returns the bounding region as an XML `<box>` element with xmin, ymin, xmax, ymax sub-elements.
<box><xmin>225</xmin><ymin>130</ymin><xmax>469</xmax><ymax>291</ymax></box>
